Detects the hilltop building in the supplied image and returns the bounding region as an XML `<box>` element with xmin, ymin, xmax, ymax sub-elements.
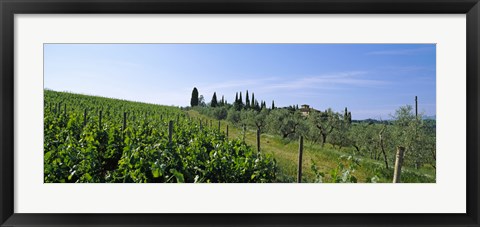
<box><xmin>300</xmin><ymin>104</ymin><xmax>311</xmax><ymax>116</ymax></box>
<box><xmin>299</xmin><ymin>104</ymin><xmax>321</xmax><ymax>116</ymax></box>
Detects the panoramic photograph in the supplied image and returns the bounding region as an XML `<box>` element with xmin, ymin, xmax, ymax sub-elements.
<box><xmin>43</xmin><ymin>44</ymin><xmax>436</xmax><ymax>183</ymax></box>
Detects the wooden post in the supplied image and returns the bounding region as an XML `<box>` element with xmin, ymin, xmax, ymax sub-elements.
<box><xmin>242</xmin><ymin>124</ymin><xmax>246</xmax><ymax>142</ymax></box>
<box><xmin>415</xmin><ymin>96</ymin><xmax>418</xmax><ymax>120</ymax></box>
<box><xmin>297</xmin><ymin>136</ymin><xmax>304</xmax><ymax>183</ymax></box>
<box><xmin>99</xmin><ymin>110</ymin><xmax>102</xmax><ymax>129</ymax></box>
<box><xmin>83</xmin><ymin>109</ymin><xmax>87</xmax><ymax>127</ymax></box>
<box><xmin>123</xmin><ymin>112</ymin><xmax>127</xmax><ymax>131</ymax></box>
<box><xmin>226</xmin><ymin>125</ymin><xmax>229</xmax><ymax>138</ymax></box>
<box><xmin>393</xmin><ymin>146</ymin><xmax>406</xmax><ymax>183</ymax></box>
<box><xmin>218</xmin><ymin>121</ymin><xmax>221</xmax><ymax>132</ymax></box>
<box><xmin>257</xmin><ymin>129</ymin><xmax>261</xmax><ymax>152</ymax></box>
<box><xmin>168</xmin><ymin>120</ymin><xmax>173</xmax><ymax>144</ymax></box>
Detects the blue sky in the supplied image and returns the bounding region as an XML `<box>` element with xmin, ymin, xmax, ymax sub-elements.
<box><xmin>44</xmin><ymin>44</ymin><xmax>436</xmax><ymax>120</ymax></box>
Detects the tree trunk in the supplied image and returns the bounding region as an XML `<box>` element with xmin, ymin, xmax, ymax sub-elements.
<box><xmin>379</xmin><ymin>127</ymin><xmax>389</xmax><ymax>169</ymax></box>
<box><xmin>321</xmin><ymin>133</ymin><xmax>327</xmax><ymax>147</ymax></box>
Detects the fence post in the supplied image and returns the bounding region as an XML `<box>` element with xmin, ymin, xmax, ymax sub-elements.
<box><xmin>99</xmin><ymin>110</ymin><xmax>102</xmax><ymax>129</ymax></box>
<box><xmin>83</xmin><ymin>109</ymin><xmax>87</xmax><ymax>127</ymax></box>
<box><xmin>242</xmin><ymin>124</ymin><xmax>246</xmax><ymax>142</ymax></box>
<box><xmin>168</xmin><ymin>120</ymin><xmax>173</xmax><ymax>144</ymax></box>
<box><xmin>257</xmin><ymin>129</ymin><xmax>261</xmax><ymax>152</ymax></box>
<box><xmin>218</xmin><ymin>120</ymin><xmax>221</xmax><ymax>132</ymax></box>
<box><xmin>297</xmin><ymin>136</ymin><xmax>304</xmax><ymax>183</ymax></box>
<box><xmin>123</xmin><ymin>112</ymin><xmax>127</xmax><ymax>131</ymax></box>
<box><xmin>393</xmin><ymin>146</ymin><xmax>406</xmax><ymax>183</ymax></box>
<box><xmin>226</xmin><ymin>125</ymin><xmax>229</xmax><ymax>138</ymax></box>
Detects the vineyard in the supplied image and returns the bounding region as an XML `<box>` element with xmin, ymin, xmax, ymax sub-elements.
<box><xmin>44</xmin><ymin>90</ymin><xmax>435</xmax><ymax>183</ymax></box>
<box><xmin>44</xmin><ymin>90</ymin><xmax>276</xmax><ymax>183</ymax></box>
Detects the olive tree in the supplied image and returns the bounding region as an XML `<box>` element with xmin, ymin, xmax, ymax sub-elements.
<box><xmin>391</xmin><ymin>105</ymin><xmax>435</xmax><ymax>169</ymax></box>
<box><xmin>242</xmin><ymin>108</ymin><xmax>269</xmax><ymax>133</ymax></box>
<box><xmin>266</xmin><ymin>109</ymin><xmax>306</xmax><ymax>139</ymax></box>
<box><xmin>307</xmin><ymin>109</ymin><xmax>341</xmax><ymax>147</ymax></box>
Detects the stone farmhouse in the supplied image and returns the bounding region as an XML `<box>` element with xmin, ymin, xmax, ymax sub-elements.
<box><xmin>299</xmin><ymin>104</ymin><xmax>310</xmax><ymax>116</ymax></box>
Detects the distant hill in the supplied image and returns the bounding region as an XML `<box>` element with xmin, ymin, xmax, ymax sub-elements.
<box><xmin>423</xmin><ymin>115</ymin><xmax>436</xmax><ymax>120</ymax></box>
<box><xmin>352</xmin><ymin>119</ymin><xmax>391</xmax><ymax>124</ymax></box>
<box><xmin>352</xmin><ymin>116</ymin><xmax>436</xmax><ymax>125</ymax></box>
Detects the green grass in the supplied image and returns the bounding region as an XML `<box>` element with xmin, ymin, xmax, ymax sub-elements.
<box><xmin>187</xmin><ymin>110</ymin><xmax>436</xmax><ymax>183</ymax></box>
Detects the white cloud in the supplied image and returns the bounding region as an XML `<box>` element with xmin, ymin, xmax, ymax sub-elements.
<box><xmin>175</xmin><ymin>71</ymin><xmax>390</xmax><ymax>108</ymax></box>
<box><xmin>262</xmin><ymin>71</ymin><xmax>388</xmax><ymax>91</ymax></box>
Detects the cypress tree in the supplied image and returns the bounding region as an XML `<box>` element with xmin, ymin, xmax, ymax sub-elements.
<box><xmin>190</xmin><ymin>87</ymin><xmax>199</xmax><ymax>107</ymax></box>
<box><xmin>272</xmin><ymin>100</ymin><xmax>275</xmax><ymax>109</ymax></box>
<box><xmin>251</xmin><ymin>93</ymin><xmax>255</xmax><ymax>107</ymax></box>
<box><xmin>245</xmin><ymin>90</ymin><xmax>250</xmax><ymax>109</ymax></box>
<box><xmin>211</xmin><ymin>92</ymin><xmax>218</xmax><ymax>107</ymax></box>
<box><xmin>234</xmin><ymin>92</ymin><xmax>240</xmax><ymax>111</ymax></box>
<box><xmin>239</xmin><ymin>92</ymin><xmax>243</xmax><ymax>108</ymax></box>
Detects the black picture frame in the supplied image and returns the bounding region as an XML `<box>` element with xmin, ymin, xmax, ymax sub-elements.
<box><xmin>1</xmin><ymin>0</ymin><xmax>479</xmax><ymax>226</ymax></box>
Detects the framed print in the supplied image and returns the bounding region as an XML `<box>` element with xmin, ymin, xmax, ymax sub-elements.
<box><xmin>1</xmin><ymin>0</ymin><xmax>479</xmax><ymax>226</ymax></box>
